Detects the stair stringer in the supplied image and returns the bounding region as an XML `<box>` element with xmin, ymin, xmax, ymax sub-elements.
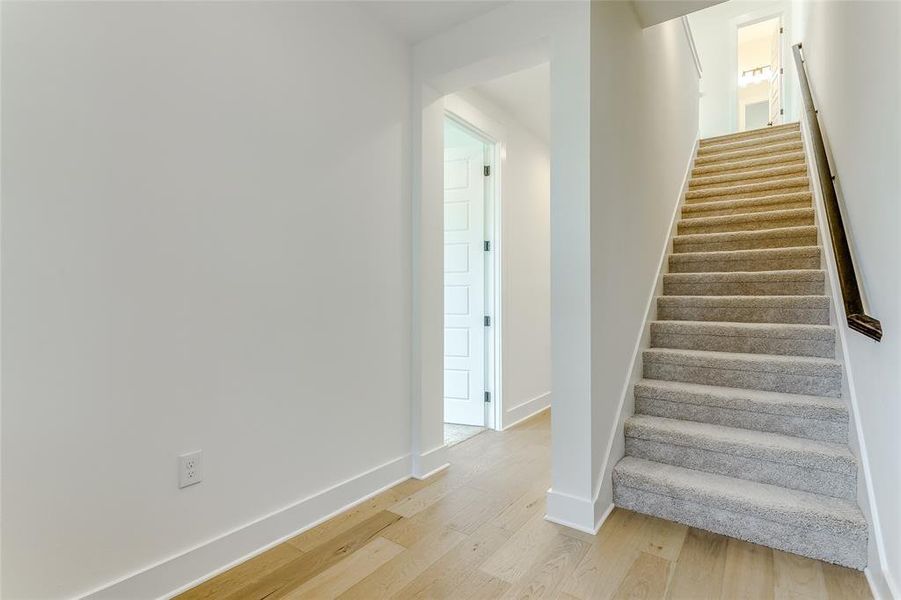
<box><xmin>799</xmin><ymin>119</ymin><xmax>893</xmax><ymax>598</ymax></box>
<box><xmin>588</xmin><ymin>136</ymin><xmax>700</xmax><ymax>531</ymax></box>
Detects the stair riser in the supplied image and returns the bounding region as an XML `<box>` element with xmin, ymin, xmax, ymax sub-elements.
<box><xmin>678</xmin><ymin>213</ymin><xmax>814</xmax><ymax>235</ymax></box>
<box><xmin>673</xmin><ymin>231</ymin><xmax>818</xmax><ymax>254</ymax></box>
<box><xmin>699</xmin><ymin>124</ymin><xmax>799</xmax><ymax>147</ymax></box>
<box><xmin>625</xmin><ymin>438</ymin><xmax>856</xmax><ymax>499</ymax></box>
<box><xmin>650</xmin><ymin>330</ymin><xmax>834</xmax><ymax>358</ymax></box>
<box><xmin>695</xmin><ymin>142</ymin><xmax>805</xmax><ymax>166</ymax></box>
<box><xmin>657</xmin><ymin>304</ymin><xmax>830</xmax><ymax>325</ymax></box>
<box><xmin>668</xmin><ymin>255</ymin><xmax>821</xmax><ymax>273</ymax></box>
<box><xmin>698</xmin><ymin>133</ymin><xmax>801</xmax><ymax>156</ymax></box>
<box><xmin>692</xmin><ymin>153</ymin><xmax>805</xmax><ymax>177</ymax></box>
<box><xmin>689</xmin><ymin>168</ymin><xmax>807</xmax><ymax>190</ymax></box>
<box><xmin>643</xmin><ymin>360</ymin><xmax>842</xmax><ymax>397</ymax></box>
<box><xmin>613</xmin><ymin>484</ymin><xmax>867</xmax><ymax>569</ymax></box>
<box><xmin>635</xmin><ymin>396</ymin><xmax>847</xmax><ymax>443</ymax></box>
<box><xmin>685</xmin><ymin>185</ymin><xmax>810</xmax><ymax>204</ymax></box>
<box><xmin>683</xmin><ymin>198</ymin><xmax>812</xmax><ymax>219</ymax></box>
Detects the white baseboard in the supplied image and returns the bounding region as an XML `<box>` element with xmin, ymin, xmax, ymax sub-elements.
<box><xmin>83</xmin><ymin>454</ymin><xmax>413</xmax><ymax>600</ymax></box>
<box><xmin>545</xmin><ymin>488</ymin><xmax>597</xmax><ymax>534</ymax></box>
<box><xmin>501</xmin><ymin>392</ymin><xmax>551</xmax><ymax>430</ymax></box>
<box><xmin>412</xmin><ymin>444</ymin><xmax>449</xmax><ymax>480</ymax></box>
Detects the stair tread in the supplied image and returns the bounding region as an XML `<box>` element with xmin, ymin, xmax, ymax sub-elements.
<box><xmin>692</xmin><ymin>151</ymin><xmax>806</xmax><ymax>176</ymax></box>
<box><xmin>671</xmin><ymin>246</ymin><xmax>820</xmax><ymax>262</ymax></box>
<box><xmin>700</xmin><ymin>123</ymin><xmax>800</xmax><ymax>146</ymax></box>
<box><xmin>679</xmin><ymin>207</ymin><xmax>814</xmax><ymax>227</ymax></box>
<box><xmin>681</xmin><ymin>191</ymin><xmax>812</xmax><ymax>216</ymax></box>
<box><xmin>625</xmin><ymin>414</ymin><xmax>855</xmax><ymax>472</ymax></box>
<box><xmin>651</xmin><ymin>319</ymin><xmax>834</xmax><ymax>340</ymax></box>
<box><xmin>658</xmin><ymin>294</ymin><xmax>830</xmax><ymax>307</ymax></box>
<box><xmin>674</xmin><ymin>225</ymin><xmax>817</xmax><ymax>243</ymax></box>
<box><xmin>695</xmin><ymin>141</ymin><xmax>805</xmax><ymax>165</ymax></box>
<box><xmin>633</xmin><ymin>378</ymin><xmax>847</xmax><ymax>420</ymax></box>
<box><xmin>690</xmin><ymin>165</ymin><xmax>807</xmax><ymax>188</ymax></box>
<box><xmin>699</xmin><ymin>131</ymin><xmax>802</xmax><ymax>155</ymax></box>
<box><xmin>664</xmin><ymin>269</ymin><xmax>824</xmax><ymax>282</ymax></box>
<box><xmin>614</xmin><ymin>456</ymin><xmax>867</xmax><ymax>531</ymax></box>
<box><xmin>644</xmin><ymin>347</ymin><xmax>841</xmax><ymax>370</ymax></box>
<box><xmin>701</xmin><ymin>121</ymin><xmax>801</xmax><ymax>145</ymax></box>
<box><xmin>686</xmin><ymin>177</ymin><xmax>810</xmax><ymax>201</ymax></box>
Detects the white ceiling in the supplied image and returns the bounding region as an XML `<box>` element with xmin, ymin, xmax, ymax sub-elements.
<box><xmin>469</xmin><ymin>62</ymin><xmax>550</xmax><ymax>143</ymax></box>
<box><xmin>632</xmin><ymin>0</ymin><xmax>728</xmax><ymax>28</ymax></box>
<box><xmin>356</xmin><ymin>1</ymin><xmax>508</xmax><ymax>44</ymax></box>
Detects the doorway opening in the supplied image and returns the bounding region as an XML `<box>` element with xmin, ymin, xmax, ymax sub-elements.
<box><xmin>736</xmin><ymin>16</ymin><xmax>783</xmax><ymax>131</ymax></box>
<box><xmin>443</xmin><ymin>116</ymin><xmax>495</xmax><ymax>445</ymax></box>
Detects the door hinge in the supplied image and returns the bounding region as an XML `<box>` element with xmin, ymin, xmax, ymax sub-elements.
<box><xmin>780</xmin><ymin>108</ymin><xmax>784</xmax><ymax>115</ymax></box>
<box><xmin>780</xmin><ymin>67</ymin><xmax>784</xmax><ymax>75</ymax></box>
<box><xmin>779</xmin><ymin>26</ymin><xmax>784</xmax><ymax>34</ymax></box>
<box><xmin>484</xmin><ymin>315</ymin><xmax>491</xmax><ymax>327</ymax></box>
<box><xmin>484</xmin><ymin>240</ymin><xmax>491</xmax><ymax>251</ymax></box>
<box><xmin>484</xmin><ymin>165</ymin><xmax>491</xmax><ymax>177</ymax></box>
<box><xmin>484</xmin><ymin>391</ymin><xmax>491</xmax><ymax>403</ymax></box>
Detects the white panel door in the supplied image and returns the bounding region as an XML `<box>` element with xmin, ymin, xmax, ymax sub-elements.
<box><xmin>769</xmin><ymin>26</ymin><xmax>783</xmax><ymax>126</ymax></box>
<box><xmin>444</xmin><ymin>145</ymin><xmax>485</xmax><ymax>426</ymax></box>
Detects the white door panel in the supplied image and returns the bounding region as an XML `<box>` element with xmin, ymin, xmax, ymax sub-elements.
<box><xmin>769</xmin><ymin>26</ymin><xmax>783</xmax><ymax>126</ymax></box>
<box><xmin>444</xmin><ymin>145</ymin><xmax>485</xmax><ymax>426</ymax></box>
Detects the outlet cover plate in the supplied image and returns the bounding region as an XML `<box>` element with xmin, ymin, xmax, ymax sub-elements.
<box><xmin>178</xmin><ymin>450</ymin><xmax>203</xmax><ymax>488</ymax></box>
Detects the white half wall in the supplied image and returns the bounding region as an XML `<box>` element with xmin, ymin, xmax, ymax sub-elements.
<box><xmin>792</xmin><ymin>2</ymin><xmax>900</xmax><ymax>596</ymax></box>
<box><xmin>444</xmin><ymin>90</ymin><xmax>552</xmax><ymax>431</ymax></box>
<box><xmin>588</xmin><ymin>3</ymin><xmax>701</xmax><ymax>525</ymax></box>
<box><xmin>1</xmin><ymin>3</ymin><xmax>413</xmax><ymax>598</ymax></box>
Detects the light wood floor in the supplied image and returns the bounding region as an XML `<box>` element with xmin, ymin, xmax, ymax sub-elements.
<box><xmin>177</xmin><ymin>411</ymin><xmax>872</xmax><ymax>599</ymax></box>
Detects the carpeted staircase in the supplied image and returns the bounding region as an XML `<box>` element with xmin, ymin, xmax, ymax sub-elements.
<box><xmin>612</xmin><ymin>122</ymin><xmax>869</xmax><ymax>569</ymax></box>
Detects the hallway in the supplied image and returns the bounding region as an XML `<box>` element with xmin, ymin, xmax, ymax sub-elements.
<box><xmin>178</xmin><ymin>410</ymin><xmax>870</xmax><ymax>599</ymax></box>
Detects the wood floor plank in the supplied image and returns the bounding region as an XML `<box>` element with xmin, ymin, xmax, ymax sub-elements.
<box><xmin>612</xmin><ymin>551</ymin><xmax>673</xmax><ymax>600</ymax></box>
<box><xmin>821</xmin><ymin>561</ymin><xmax>873</xmax><ymax>600</ymax></box>
<box><xmin>223</xmin><ymin>510</ymin><xmax>401</xmax><ymax>600</ymax></box>
<box><xmin>337</xmin><ymin>527</ymin><xmax>467</xmax><ymax>600</ymax></box>
<box><xmin>629</xmin><ymin>513</ymin><xmax>689</xmax><ymax>562</ymax></box>
<box><xmin>720</xmin><ymin>538</ymin><xmax>775</xmax><ymax>600</ymax></box>
<box><xmin>288</xmin><ymin>489</ymin><xmax>408</xmax><ymax>552</ymax></box>
<box><xmin>380</xmin><ymin>484</ymin><xmax>490</xmax><ymax>547</ymax></box>
<box><xmin>560</xmin><ymin>509</ymin><xmax>646</xmax><ymax>600</ymax></box>
<box><xmin>666</xmin><ymin>527</ymin><xmax>728</xmax><ymax>600</ymax></box>
<box><xmin>480</xmin><ymin>513</ymin><xmax>568</xmax><ymax>584</ymax></box>
<box><xmin>498</xmin><ymin>531</ymin><xmax>590</xmax><ymax>599</ymax></box>
<box><xmin>391</xmin><ymin>523</ymin><xmax>512</xmax><ymax>599</ymax></box>
<box><xmin>174</xmin><ymin>542</ymin><xmax>303</xmax><ymax>600</ymax></box>
<box><xmin>773</xmin><ymin>550</ymin><xmax>827</xmax><ymax>599</ymax></box>
<box><xmin>491</xmin><ymin>488</ymin><xmax>546</xmax><ymax>533</ymax></box>
<box><xmin>388</xmin><ymin>474</ymin><xmax>458</xmax><ymax>518</ymax></box>
<box><xmin>278</xmin><ymin>537</ymin><xmax>405</xmax><ymax>599</ymax></box>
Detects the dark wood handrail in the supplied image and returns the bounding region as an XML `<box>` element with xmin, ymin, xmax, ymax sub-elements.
<box><xmin>792</xmin><ymin>43</ymin><xmax>882</xmax><ymax>342</ymax></box>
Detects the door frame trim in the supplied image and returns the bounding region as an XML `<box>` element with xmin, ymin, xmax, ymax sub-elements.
<box><xmin>443</xmin><ymin>109</ymin><xmax>503</xmax><ymax>431</ymax></box>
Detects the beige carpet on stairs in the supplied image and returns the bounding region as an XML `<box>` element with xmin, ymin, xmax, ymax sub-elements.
<box><xmin>611</xmin><ymin>122</ymin><xmax>869</xmax><ymax>570</ymax></box>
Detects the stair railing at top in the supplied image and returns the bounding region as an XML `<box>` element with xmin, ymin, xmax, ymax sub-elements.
<box><xmin>791</xmin><ymin>43</ymin><xmax>883</xmax><ymax>342</ymax></box>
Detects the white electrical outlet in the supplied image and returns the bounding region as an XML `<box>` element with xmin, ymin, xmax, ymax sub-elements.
<box><xmin>178</xmin><ymin>450</ymin><xmax>203</xmax><ymax>488</ymax></box>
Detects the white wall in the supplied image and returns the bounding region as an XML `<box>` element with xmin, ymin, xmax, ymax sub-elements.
<box><xmin>1</xmin><ymin>2</ymin><xmax>412</xmax><ymax>598</ymax></box>
<box><xmin>588</xmin><ymin>4</ymin><xmax>701</xmax><ymax>523</ymax></box>
<box><xmin>792</xmin><ymin>2</ymin><xmax>900</xmax><ymax>595</ymax></box>
<box><xmin>407</xmin><ymin>0</ymin><xmax>595</xmax><ymax>527</ymax></box>
<box><xmin>689</xmin><ymin>0</ymin><xmax>796</xmax><ymax>137</ymax></box>
<box><xmin>445</xmin><ymin>89</ymin><xmax>552</xmax><ymax>429</ymax></box>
